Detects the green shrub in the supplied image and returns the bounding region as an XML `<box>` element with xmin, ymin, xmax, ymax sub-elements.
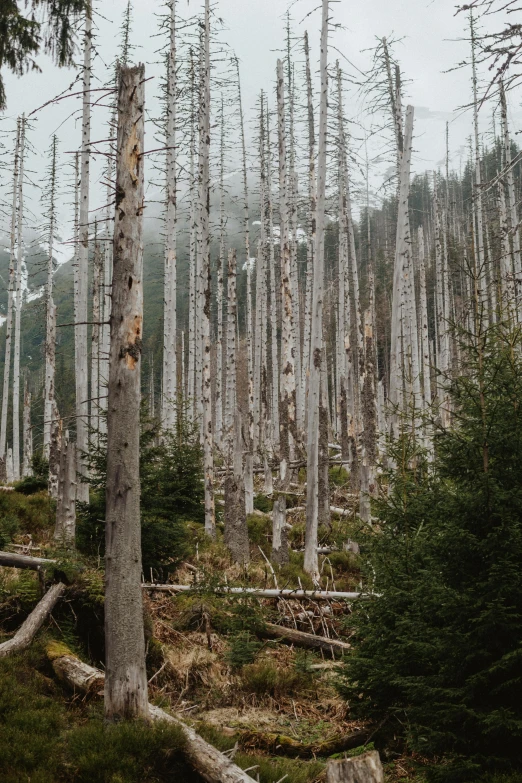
<box><xmin>0</xmin><ymin>491</ymin><xmax>53</xmax><ymax>536</ymax></box>
<box><xmin>77</xmin><ymin>405</ymin><xmax>202</xmax><ymax>580</ymax></box>
<box><xmin>247</xmin><ymin>513</ymin><xmax>271</xmax><ymax>545</ymax></box>
<box><xmin>14</xmin><ymin>455</ymin><xmax>49</xmax><ymax>495</ymax></box>
<box><xmin>329</xmin><ymin>465</ymin><xmax>350</xmax><ymax>487</ymax></box>
<box><xmin>253</xmin><ymin>493</ymin><xmax>273</xmax><ymax>513</ymax></box>
<box><xmin>0</xmin><ymin>513</ymin><xmax>18</xmax><ymax>549</ymax></box>
<box><xmin>226</xmin><ymin>631</ymin><xmax>262</xmax><ymax>670</ymax></box>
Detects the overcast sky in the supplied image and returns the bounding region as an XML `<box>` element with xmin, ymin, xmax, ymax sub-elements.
<box><xmin>1</xmin><ymin>0</ymin><xmax>518</xmax><ymax>251</ymax></box>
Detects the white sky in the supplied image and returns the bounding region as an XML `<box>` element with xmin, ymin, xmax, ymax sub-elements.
<box><xmin>1</xmin><ymin>0</ymin><xmax>520</xmax><ymax>252</ymax></box>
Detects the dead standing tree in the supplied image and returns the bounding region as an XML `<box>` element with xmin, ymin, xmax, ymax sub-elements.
<box><xmin>104</xmin><ymin>64</ymin><xmax>149</xmax><ymax>721</ymax></box>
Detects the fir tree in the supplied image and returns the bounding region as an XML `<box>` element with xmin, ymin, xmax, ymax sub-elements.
<box><xmin>340</xmin><ymin>326</ymin><xmax>522</xmax><ymax>782</ymax></box>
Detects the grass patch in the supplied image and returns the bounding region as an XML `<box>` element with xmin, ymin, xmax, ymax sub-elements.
<box><xmin>0</xmin><ymin>490</ymin><xmax>54</xmax><ymax>538</ymax></box>
<box><xmin>241</xmin><ymin>660</ymin><xmax>305</xmax><ymax>699</ymax></box>
<box><xmin>0</xmin><ymin>646</ymin><xmax>200</xmax><ymax>783</ymax></box>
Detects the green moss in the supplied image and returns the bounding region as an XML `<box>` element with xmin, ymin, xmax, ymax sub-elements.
<box><xmin>0</xmin><ymin>647</ymin><xmax>199</xmax><ymax>783</ymax></box>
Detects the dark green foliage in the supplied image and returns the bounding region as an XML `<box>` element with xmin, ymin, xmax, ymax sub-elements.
<box><xmin>340</xmin><ymin>330</ymin><xmax>522</xmax><ymax>781</ymax></box>
<box><xmin>0</xmin><ymin>511</ymin><xmax>18</xmax><ymax>549</ymax></box>
<box><xmin>241</xmin><ymin>660</ymin><xmax>304</xmax><ymax>698</ymax></box>
<box><xmin>226</xmin><ymin>630</ymin><xmax>262</xmax><ymax>670</ymax></box>
<box><xmin>14</xmin><ymin>455</ymin><xmax>49</xmax><ymax>495</ymax></box>
<box><xmin>0</xmin><ymin>489</ymin><xmax>53</xmax><ymax>536</ymax></box>
<box><xmin>254</xmin><ymin>493</ymin><xmax>273</xmax><ymax>513</ymax></box>
<box><xmin>247</xmin><ymin>512</ymin><xmax>271</xmax><ymax>545</ymax></box>
<box><xmin>0</xmin><ymin>0</ymin><xmax>86</xmax><ymax>109</ymax></box>
<box><xmin>77</xmin><ymin>406</ymin><xmax>204</xmax><ymax>580</ymax></box>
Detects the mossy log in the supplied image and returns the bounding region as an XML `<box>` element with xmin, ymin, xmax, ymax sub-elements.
<box><xmin>239</xmin><ymin>727</ymin><xmax>370</xmax><ymax>758</ymax></box>
<box><xmin>46</xmin><ymin>647</ymin><xmax>256</xmax><ymax>783</ymax></box>
<box><xmin>0</xmin><ymin>582</ymin><xmax>65</xmax><ymax>657</ymax></box>
<box><xmin>259</xmin><ymin>623</ymin><xmax>351</xmax><ymax>656</ymax></box>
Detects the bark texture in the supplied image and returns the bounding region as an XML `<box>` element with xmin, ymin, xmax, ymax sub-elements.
<box><xmin>104</xmin><ymin>64</ymin><xmax>149</xmax><ymax>722</ymax></box>
<box><xmin>326</xmin><ymin>751</ymin><xmax>384</xmax><ymax>783</ymax></box>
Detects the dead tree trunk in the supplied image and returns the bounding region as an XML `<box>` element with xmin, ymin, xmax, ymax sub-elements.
<box><xmin>305</xmin><ymin>0</ymin><xmax>329</xmax><ymax>579</ymax></box>
<box><xmin>22</xmin><ymin>378</ymin><xmax>33</xmax><ymax>478</ymax></box>
<box><xmin>326</xmin><ymin>751</ymin><xmax>384</xmax><ymax>783</ymax></box>
<box><xmin>0</xmin><ymin>583</ymin><xmax>65</xmax><ymax>658</ymax></box>
<box><xmin>104</xmin><ymin>64</ymin><xmax>149</xmax><ymax>722</ymax></box>
<box><xmin>55</xmin><ymin>439</ymin><xmax>76</xmax><ymax>548</ymax></box>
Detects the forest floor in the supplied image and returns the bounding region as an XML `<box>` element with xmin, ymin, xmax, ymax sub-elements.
<box><xmin>0</xmin><ymin>472</ymin><xmax>425</xmax><ymax>783</ymax></box>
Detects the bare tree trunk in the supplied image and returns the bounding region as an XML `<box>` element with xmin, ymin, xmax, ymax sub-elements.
<box><xmin>388</xmin><ymin>107</ymin><xmax>414</xmax><ymax>431</ymax></box>
<box><xmin>0</xmin><ymin>119</ymin><xmax>20</xmax><ymax>462</ymax></box>
<box><xmin>22</xmin><ymin>377</ymin><xmax>32</xmax><ymax>478</ymax></box>
<box><xmin>49</xmin><ymin>412</ymin><xmax>61</xmax><ymax>499</ymax></box>
<box><xmin>499</xmin><ymin>80</ymin><xmax>522</xmax><ymax>321</ymax></box>
<box><xmin>271</xmin><ymin>494</ymin><xmax>289</xmax><ymax>566</ymax></box>
<box><xmin>225</xmin><ymin>249</ymin><xmax>237</xmax><ymax>457</ymax></box>
<box><xmin>162</xmin><ymin>0</ymin><xmax>177</xmax><ymax>431</ymax></box>
<box><xmin>188</xmin><ymin>50</ymin><xmax>197</xmax><ymax>414</ymax></box>
<box><xmin>75</xmin><ymin>4</ymin><xmax>92</xmax><ymax>503</ymax></box>
<box><xmin>104</xmin><ymin>64</ymin><xmax>148</xmax><ymax>722</ymax></box>
<box><xmin>55</xmin><ymin>438</ymin><xmax>76</xmax><ymax>548</ymax></box>
<box><xmin>215</xmin><ymin>96</ymin><xmax>225</xmax><ymax>448</ymax></box>
<box><xmin>303</xmin><ymin>33</ymin><xmax>316</xmax><ymax>428</ymax></box>
<box><xmin>12</xmin><ymin>115</ymin><xmax>26</xmax><ymax>482</ymax></box>
<box><xmin>277</xmin><ymin>58</ymin><xmax>297</xmax><ymax>483</ymax></box>
<box><xmin>266</xmin><ymin>105</ymin><xmax>280</xmax><ymax>452</ymax></box>
<box><xmin>304</xmin><ymin>0</ymin><xmax>328</xmax><ymax>580</ymax></box>
<box><xmin>200</xmin><ymin>1</ymin><xmax>215</xmax><ymax>538</ymax></box>
<box><xmin>43</xmin><ymin>135</ymin><xmax>59</xmax><ymax>459</ymax></box>
<box><xmin>90</xmin><ymin>235</ymin><xmax>102</xmax><ymax>446</ymax></box>
<box><xmin>224</xmin><ymin>412</ymin><xmax>249</xmax><ymax>565</ymax></box>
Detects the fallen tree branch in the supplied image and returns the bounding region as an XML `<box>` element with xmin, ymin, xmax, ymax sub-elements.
<box><xmin>259</xmin><ymin>623</ymin><xmax>351</xmax><ymax>656</ymax></box>
<box><xmin>46</xmin><ymin>647</ymin><xmax>256</xmax><ymax>783</ymax></box>
<box><xmin>239</xmin><ymin>727</ymin><xmax>370</xmax><ymax>759</ymax></box>
<box><xmin>0</xmin><ymin>583</ymin><xmax>65</xmax><ymax>657</ymax></box>
<box><xmin>143</xmin><ymin>584</ymin><xmax>368</xmax><ymax>601</ymax></box>
<box><xmin>0</xmin><ymin>551</ymin><xmax>57</xmax><ymax>570</ymax></box>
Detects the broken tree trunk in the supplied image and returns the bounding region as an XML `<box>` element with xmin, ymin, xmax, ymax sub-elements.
<box><xmin>326</xmin><ymin>750</ymin><xmax>384</xmax><ymax>783</ymax></box>
<box><xmin>271</xmin><ymin>494</ymin><xmax>289</xmax><ymax>566</ymax></box>
<box><xmin>0</xmin><ymin>551</ymin><xmax>56</xmax><ymax>570</ymax></box>
<box><xmin>105</xmin><ymin>63</ymin><xmax>149</xmax><ymax>722</ymax></box>
<box><xmin>144</xmin><ymin>585</ymin><xmax>367</xmax><ymax>601</ymax></box>
<box><xmin>241</xmin><ymin>727</ymin><xmax>369</xmax><ymax>760</ymax></box>
<box><xmin>46</xmin><ymin>646</ymin><xmax>256</xmax><ymax>783</ymax></box>
<box><xmin>0</xmin><ymin>582</ymin><xmax>65</xmax><ymax>657</ymax></box>
<box><xmin>54</xmin><ymin>440</ymin><xmax>76</xmax><ymax>548</ymax></box>
<box><xmin>260</xmin><ymin>622</ymin><xmax>351</xmax><ymax>656</ymax></box>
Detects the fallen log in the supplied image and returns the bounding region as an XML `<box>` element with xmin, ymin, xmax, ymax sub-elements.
<box><xmin>46</xmin><ymin>648</ymin><xmax>256</xmax><ymax>783</ymax></box>
<box><xmin>326</xmin><ymin>749</ymin><xmax>383</xmax><ymax>782</ymax></box>
<box><xmin>0</xmin><ymin>551</ymin><xmax>56</xmax><ymax>570</ymax></box>
<box><xmin>259</xmin><ymin>622</ymin><xmax>351</xmax><ymax>656</ymax></box>
<box><xmin>0</xmin><ymin>582</ymin><xmax>65</xmax><ymax>657</ymax></box>
<box><xmin>239</xmin><ymin>727</ymin><xmax>370</xmax><ymax>759</ymax></box>
<box><xmin>144</xmin><ymin>584</ymin><xmax>368</xmax><ymax>601</ymax></box>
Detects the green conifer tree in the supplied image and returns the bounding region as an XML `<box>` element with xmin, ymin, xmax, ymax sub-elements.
<box><xmin>340</xmin><ymin>326</ymin><xmax>522</xmax><ymax>782</ymax></box>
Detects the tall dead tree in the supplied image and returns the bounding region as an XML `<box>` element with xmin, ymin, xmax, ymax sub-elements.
<box><xmin>200</xmin><ymin>0</ymin><xmax>215</xmax><ymax>537</ymax></box>
<box><xmin>104</xmin><ymin>64</ymin><xmax>148</xmax><ymax>722</ymax></box>
<box><xmin>0</xmin><ymin>119</ymin><xmax>20</xmax><ymax>467</ymax></box>
<box><xmin>12</xmin><ymin>114</ymin><xmax>26</xmax><ymax>482</ymax></box>
<box><xmin>277</xmin><ymin>58</ymin><xmax>297</xmax><ymax>483</ymax></box>
<box><xmin>162</xmin><ymin>0</ymin><xmax>178</xmax><ymax>431</ymax></box>
<box><xmin>75</xmin><ymin>2</ymin><xmax>92</xmax><ymax>503</ymax></box>
<box><xmin>22</xmin><ymin>377</ymin><xmax>32</xmax><ymax>478</ymax></box>
<box><xmin>304</xmin><ymin>0</ymin><xmax>328</xmax><ymax>579</ymax></box>
<box><xmin>43</xmin><ymin>135</ymin><xmax>59</xmax><ymax>460</ymax></box>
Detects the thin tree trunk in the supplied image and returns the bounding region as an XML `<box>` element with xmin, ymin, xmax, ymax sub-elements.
<box><xmin>304</xmin><ymin>0</ymin><xmax>328</xmax><ymax>580</ymax></box>
<box><xmin>104</xmin><ymin>64</ymin><xmax>148</xmax><ymax>722</ymax></box>
<box><xmin>303</xmin><ymin>32</ymin><xmax>316</xmax><ymax>433</ymax></box>
<box><xmin>266</xmin><ymin>105</ymin><xmax>280</xmax><ymax>452</ymax></box>
<box><xmin>162</xmin><ymin>0</ymin><xmax>177</xmax><ymax>430</ymax></box>
<box><xmin>215</xmin><ymin>96</ymin><xmax>225</xmax><ymax>448</ymax></box>
<box><xmin>22</xmin><ymin>378</ymin><xmax>32</xmax><ymax>478</ymax></box>
<box><xmin>12</xmin><ymin>115</ymin><xmax>26</xmax><ymax>482</ymax></box>
<box><xmin>225</xmin><ymin>249</ymin><xmax>237</xmax><ymax>457</ymax></box>
<box><xmin>277</xmin><ymin>58</ymin><xmax>297</xmax><ymax>483</ymax></box>
<box><xmin>200</xmin><ymin>1</ymin><xmax>214</xmax><ymax>538</ymax></box>
<box><xmin>75</xmin><ymin>4</ymin><xmax>92</xmax><ymax>503</ymax></box>
<box><xmin>0</xmin><ymin>119</ymin><xmax>20</xmax><ymax>462</ymax></box>
<box><xmin>90</xmin><ymin>235</ymin><xmax>102</xmax><ymax>446</ymax></box>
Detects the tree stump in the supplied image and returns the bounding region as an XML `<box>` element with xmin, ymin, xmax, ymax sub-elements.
<box><xmin>326</xmin><ymin>750</ymin><xmax>383</xmax><ymax>783</ymax></box>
